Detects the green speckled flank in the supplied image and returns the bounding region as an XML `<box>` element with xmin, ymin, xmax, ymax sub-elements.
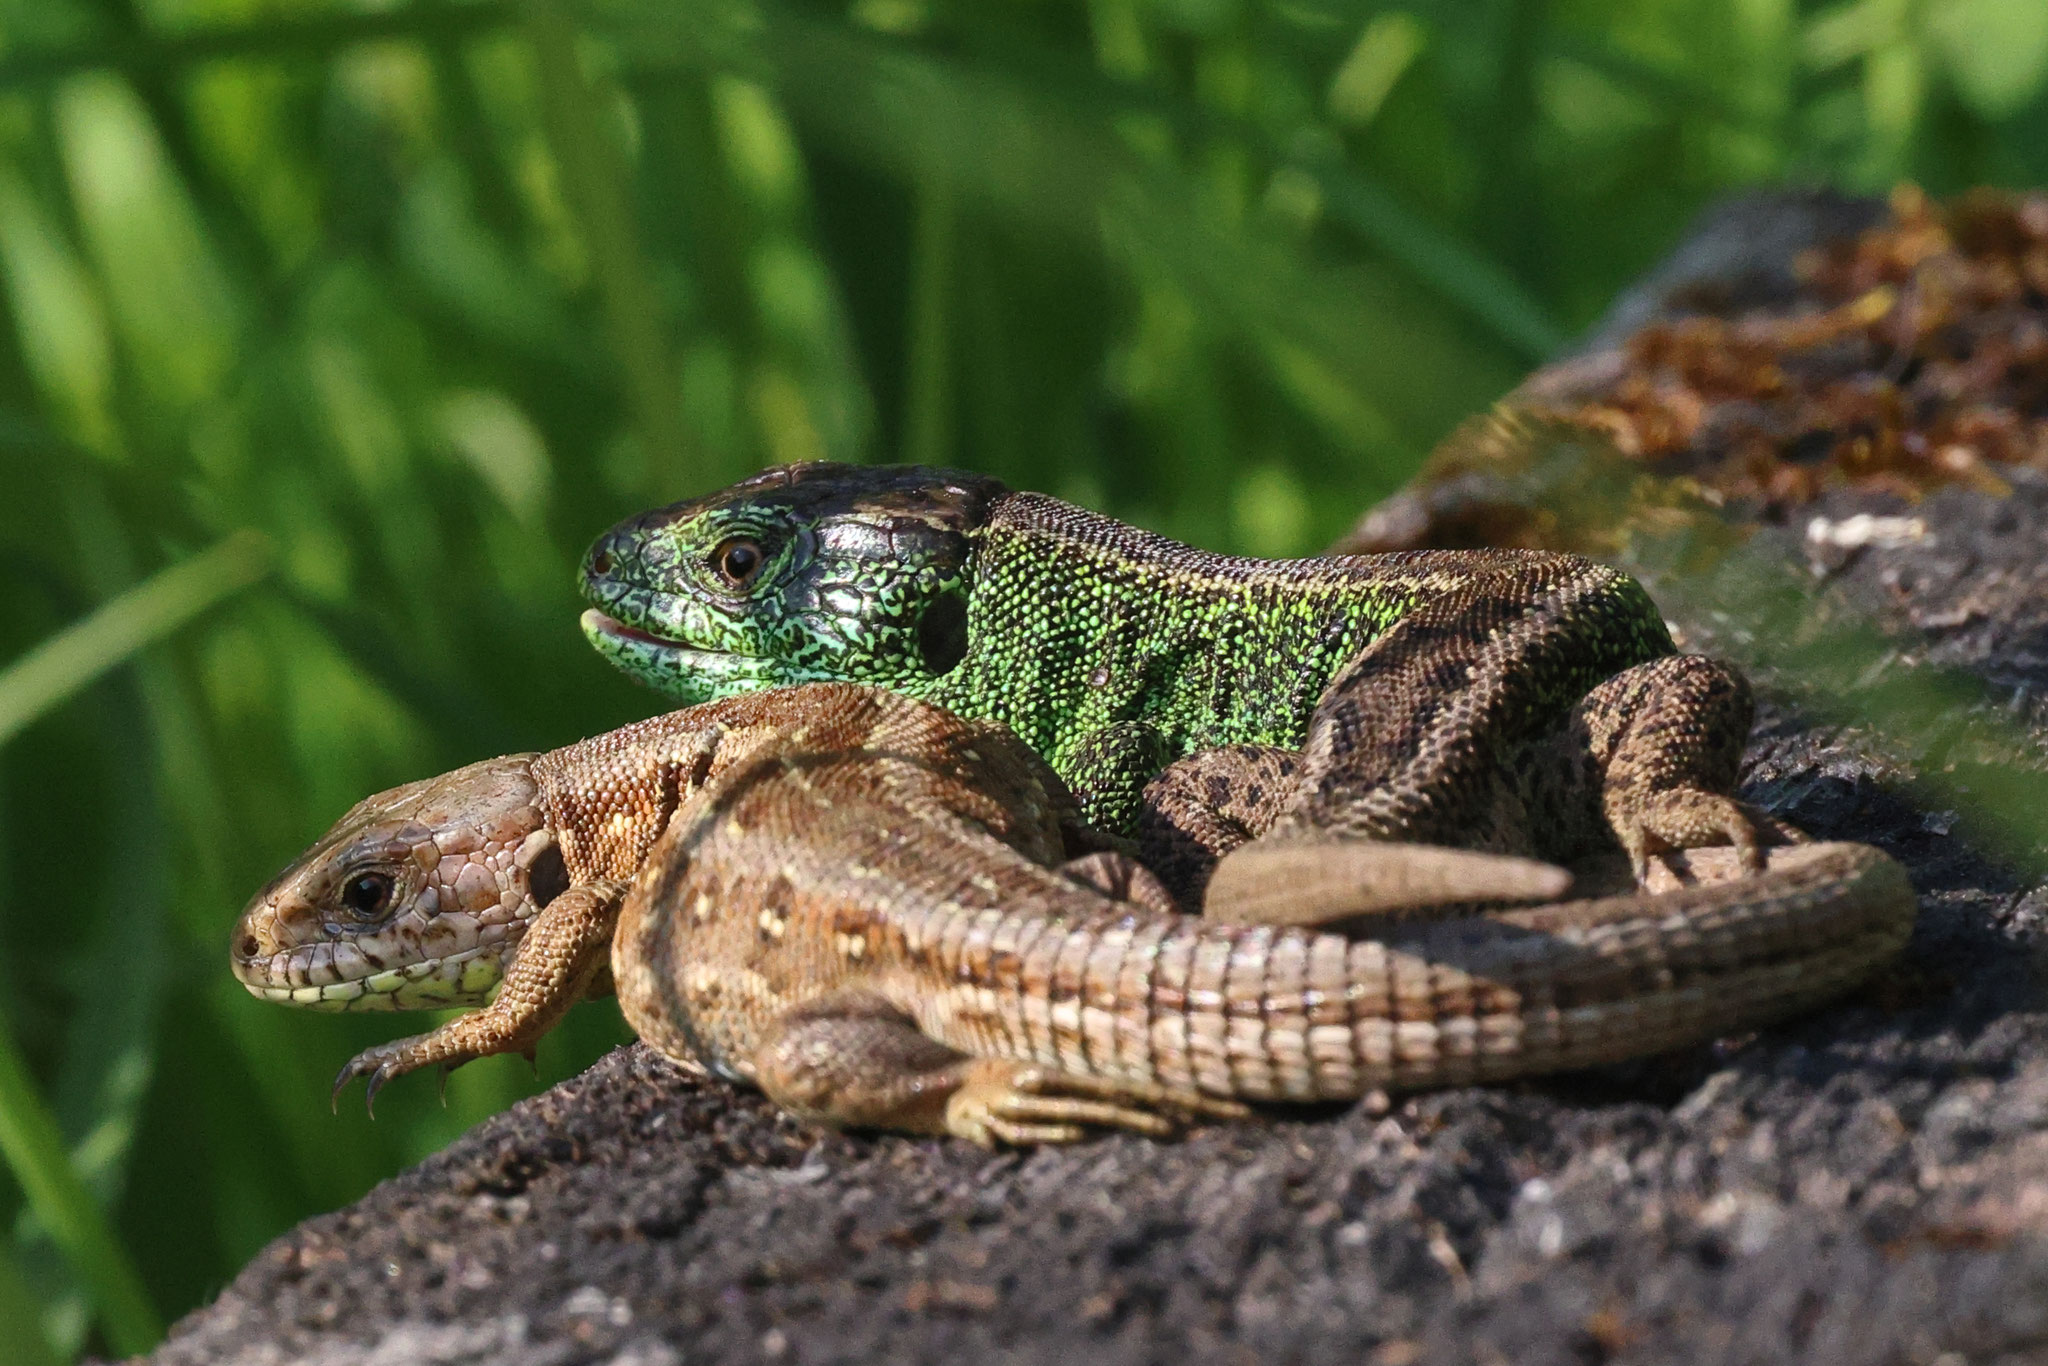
<box><xmin>923</xmin><ymin>508</ymin><xmax>1415</xmax><ymax>772</ymax></box>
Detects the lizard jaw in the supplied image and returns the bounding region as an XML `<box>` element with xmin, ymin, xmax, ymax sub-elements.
<box><xmin>580</xmin><ymin>609</ymin><xmax>783</xmax><ymax>704</ymax></box>
<box><xmin>235</xmin><ymin>939</ymin><xmax>515</xmax><ymax>1012</ymax></box>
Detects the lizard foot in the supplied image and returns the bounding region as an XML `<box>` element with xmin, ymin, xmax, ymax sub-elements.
<box><xmin>1612</xmin><ymin>789</ymin><xmax>1805</xmax><ymax>882</ymax></box>
<box><xmin>331</xmin><ymin>1032</ymin><xmax>462</xmax><ymax>1115</ymax></box>
<box><xmin>944</xmin><ymin>1061</ymin><xmax>1249</xmax><ymax>1147</ymax></box>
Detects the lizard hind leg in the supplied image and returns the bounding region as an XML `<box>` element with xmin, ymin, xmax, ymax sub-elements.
<box><xmin>1058</xmin><ymin>850</ymin><xmax>1185</xmax><ymax>915</ymax></box>
<box><xmin>752</xmin><ymin>992</ymin><xmax>1245</xmax><ymax>1146</ymax></box>
<box><xmin>1576</xmin><ymin>653</ymin><xmax>1803</xmax><ymax>877</ymax></box>
<box><xmin>1133</xmin><ymin>743</ymin><xmax>1304</xmax><ymax>905</ymax></box>
<box><xmin>1135</xmin><ymin>743</ymin><xmax>1575</xmax><ymax>924</ymax></box>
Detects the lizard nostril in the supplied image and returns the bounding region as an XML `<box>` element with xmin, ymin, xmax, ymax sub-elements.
<box><xmin>238</xmin><ymin>933</ymin><xmax>260</xmax><ymax>959</ymax></box>
<box><xmin>590</xmin><ymin>547</ymin><xmax>613</xmax><ymax>576</ymax></box>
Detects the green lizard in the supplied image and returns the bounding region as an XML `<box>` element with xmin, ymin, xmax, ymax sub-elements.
<box><xmin>579</xmin><ymin>447</ymin><xmax>1788</xmax><ymax>896</ymax></box>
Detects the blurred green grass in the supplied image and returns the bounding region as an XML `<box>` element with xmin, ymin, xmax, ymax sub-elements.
<box><xmin>0</xmin><ymin>0</ymin><xmax>2044</xmax><ymax>1356</ymax></box>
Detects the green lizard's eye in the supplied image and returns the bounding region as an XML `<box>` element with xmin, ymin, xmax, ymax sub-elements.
<box><xmin>339</xmin><ymin>872</ymin><xmax>395</xmax><ymax>922</ymax></box>
<box><xmin>711</xmin><ymin>536</ymin><xmax>764</xmax><ymax>589</ymax></box>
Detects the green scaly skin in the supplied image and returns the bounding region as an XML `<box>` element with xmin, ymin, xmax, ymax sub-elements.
<box><xmin>578</xmin><ymin>463</ymin><xmax>1700</xmax><ymax>860</ymax></box>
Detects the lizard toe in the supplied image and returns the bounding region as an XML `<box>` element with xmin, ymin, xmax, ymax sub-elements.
<box><xmin>982</xmin><ymin>1117</ymin><xmax>1088</xmax><ymax>1147</ymax></box>
<box><xmin>944</xmin><ymin>1064</ymin><xmax>1240</xmax><ymax>1145</ymax></box>
<box><xmin>1008</xmin><ymin>1065</ymin><xmax>1250</xmax><ymax>1121</ymax></box>
<box><xmin>989</xmin><ymin>1091</ymin><xmax>1180</xmax><ymax>1140</ymax></box>
<box><xmin>332</xmin><ymin>1035</ymin><xmax>438</xmax><ymax>1116</ymax></box>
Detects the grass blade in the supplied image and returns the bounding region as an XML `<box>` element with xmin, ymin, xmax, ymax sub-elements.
<box><xmin>599</xmin><ymin>0</ymin><xmax>1514</xmax><ymax>446</ymax></box>
<box><xmin>0</xmin><ymin>529</ymin><xmax>271</xmax><ymax>751</ymax></box>
<box><xmin>526</xmin><ymin>0</ymin><xmax>688</xmax><ymax>491</ymax></box>
<box><xmin>0</xmin><ymin>2</ymin><xmax>520</xmax><ymax>92</ymax></box>
<box><xmin>0</xmin><ymin>1008</ymin><xmax>162</xmax><ymax>1355</ymax></box>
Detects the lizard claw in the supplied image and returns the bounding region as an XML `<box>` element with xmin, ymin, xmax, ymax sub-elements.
<box><xmin>331</xmin><ymin>1054</ymin><xmax>389</xmax><ymax>1118</ymax></box>
<box><xmin>364</xmin><ymin>1065</ymin><xmax>393</xmax><ymax>1117</ymax></box>
<box><xmin>332</xmin><ymin>1036</ymin><xmax>439</xmax><ymax>1116</ymax></box>
<box><xmin>331</xmin><ymin>1057</ymin><xmax>397</xmax><ymax>1118</ymax></box>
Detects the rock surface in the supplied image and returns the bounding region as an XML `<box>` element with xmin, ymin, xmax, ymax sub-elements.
<box><xmin>143</xmin><ymin>199</ymin><xmax>2048</xmax><ymax>1366</ymax></box>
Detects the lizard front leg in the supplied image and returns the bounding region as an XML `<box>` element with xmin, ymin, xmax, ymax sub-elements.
<box><xmin>333</xmin><ymin>878</ymin><xmax>626</xmax><ymax>1110</ymax></box>
<box><xmin>752</xmin><ymin>992</ymin><xmax>1245</xmax><ymax>1146</ymax></box>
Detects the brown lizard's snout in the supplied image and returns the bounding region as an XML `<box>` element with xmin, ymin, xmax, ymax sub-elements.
<box><xmin>233</xmin><ymin>892</ymin><xmax>293</xmax><ymax>962</ymax></box>
<box><xmin>231</xmin><ymin>755</ymin><xmax>553</xmax><ymax>1011</ymax></box>
<box><xmin>228</xmin><ymin>828</ymin><xmax>424</xmax><ymax>1006</ymax></box>
<box><xmin>233</xmin><ymin>877</ymin><xmax>350</xmax><ymax>961</ymax></box>
<box><xmin>232</xmin><ymin>869</ymin><xmax>294</xmax><ymax>964</ymax></box>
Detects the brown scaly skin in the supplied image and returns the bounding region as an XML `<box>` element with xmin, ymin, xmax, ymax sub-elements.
<box><xmin>235</xmin><ymin>685</ymin><xmax>1915</xmax><ymax>1142</ymax></box>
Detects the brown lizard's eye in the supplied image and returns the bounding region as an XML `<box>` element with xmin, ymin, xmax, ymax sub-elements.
<box><xmin>338</xmin><ymin>871</ymin><xmax>395</xmax><ymax>922</ymax></box>
<box><xmin>711</xmin><ymin>536</ymin><xmax>764</xmax><ymax>588</ymax></box>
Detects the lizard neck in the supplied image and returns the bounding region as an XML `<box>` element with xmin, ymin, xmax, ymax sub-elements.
<box><xmin>917</xmin><ymin>491</ymin><xmax>1416</xmax><ymax>773</ymax></box>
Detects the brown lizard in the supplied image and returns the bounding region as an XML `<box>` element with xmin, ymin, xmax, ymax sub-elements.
<box><xmin>234</xmin><ymin>684</ymin><xmax>1914</xmax><ymax>1144</ymax></box>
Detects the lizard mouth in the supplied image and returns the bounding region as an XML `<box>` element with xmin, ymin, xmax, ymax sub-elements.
<box><xmin>580</xmin><ymin>609</ymin><xmax>784</xmax><ymax>704</ymax></box>
<box><xmin>581</xmin><ymin>609</ymin><xmax>785</xmax><ymax>676</ymax></box>
<box><xmin>580</xmin><ymin>609</ymin><xmax>731</xmax><ymax>660</ymax></box>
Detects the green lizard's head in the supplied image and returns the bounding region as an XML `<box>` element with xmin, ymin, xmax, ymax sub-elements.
<box><xmin>580</xmin><ymin>462</ymin><xmax>1009</xmax><ymax>704</ymax></box>
<box><xmin>231</xmin><ymin>756</ymin><xmax>562</xmax><ymax>1012</ymax></box>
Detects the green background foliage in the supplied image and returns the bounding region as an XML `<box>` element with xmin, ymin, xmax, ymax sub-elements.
<box><xmin>0</xmin><ymin>0</ymin><xmax>2044</xmax><ymax>1356</ymax></box>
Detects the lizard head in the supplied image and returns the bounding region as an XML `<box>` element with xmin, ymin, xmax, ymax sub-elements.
<box><xmin>579</xmin><ymin>461</ymin><xmax>1008</xmax><ymax>704</ymax></box>
<box><xmin>231</xmin><ymin>755</ymin><xmax>564</xmax><ymax>1012</ymax></box>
